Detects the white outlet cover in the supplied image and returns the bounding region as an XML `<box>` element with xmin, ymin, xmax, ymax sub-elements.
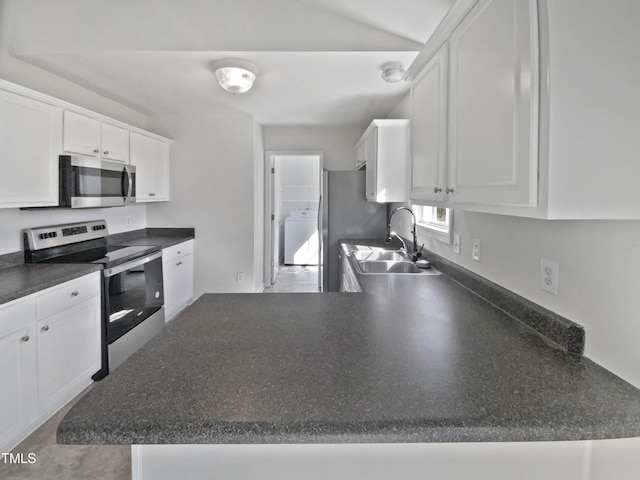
<box><xmin>453</xmin><ymin>234</ymin><xmax>461</xmax><ymax>255</ymax></box>
<box><xmin>472</xmin><ymin>238</ymin><xmax>481</xmax><ymax>262</ymax></box>
<box><xmin>540</xmin><ymin>258</ymin><xmax>559</xmax><ymax>295</ymax></box>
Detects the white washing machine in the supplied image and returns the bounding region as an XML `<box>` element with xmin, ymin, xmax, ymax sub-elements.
<box><xmin>284</xmin><ymin>210</ymin><xmax>319</xmax><ymax>265</ymax></box>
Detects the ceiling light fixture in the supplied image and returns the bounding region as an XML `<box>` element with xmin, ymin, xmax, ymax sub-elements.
<box><xmin>380</xmin><ymin>62</ymin><xmax>406</xmax><ymax>83</ymax></box>
<box><xmin>211</xmin><ymin>59</ymin><xmax>260</xmax><ymax>94</ymax></box>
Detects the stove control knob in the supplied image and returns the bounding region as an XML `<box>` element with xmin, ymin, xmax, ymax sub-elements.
<box><xmin>39</xmin><ymin>233</ymin><xmax>46</xmax><ymax>240</ymax></box>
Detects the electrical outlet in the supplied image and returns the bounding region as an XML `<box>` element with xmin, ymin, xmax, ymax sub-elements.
<box><xmin>540</xmin><ymin>259</ymin><xmax>559</xmax><ymax>295</ymax></box>
<box><xmin>236</xmin><ymin>272</ymin><xmax>244</xmax><ymax>283</ymax></box>
<box><xmin>472</xmin><ymin>238</ymin><xmax>481</xmax><ymax>262</ymax></box>
<box><xmin>453</xmin><ymin>234</ymin><xmax>461</xmax><ymax>255</ymax></box>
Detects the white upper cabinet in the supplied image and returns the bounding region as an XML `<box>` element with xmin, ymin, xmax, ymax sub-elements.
<box><xmin>356</xmin><ymin>119</ymin><xmax>410</xmax><ymax>203</ymax></box>
<box><xmin>410</xmin><ymin>43</ymin><xmax>449</xmax><ymax>203</ymax></box>
<box><xmin>62</xmin><ymin>110</ymin><xmax>101</xmax><ymax>157</ymax></box>
<box><xmin>101</xmin><ymin>122</ymin><xmax>130</xmax><ymax>162</ymax></box>
<box><xmin>130</xmin><ymin>132</ymin><xmax>170</xmax><ymax>202</ymax></box>
<box><xmin>448</xmin><ymin>0</ymin><xmax>538</xmax><ymax>209</ymax></box>
<box><xmin>0</xmin><ymin>90</ymin><xmax>61</xmax><ymax>208</ymax></box>
<box><xmin>63</xmin><ymin>110</ymin><xmax>130</xmax><ymax>162</ymax></box>
<box><xmin>408</xmin><ymin>0</ymin><xmax>640</xmax><ymax>219</ymax></box>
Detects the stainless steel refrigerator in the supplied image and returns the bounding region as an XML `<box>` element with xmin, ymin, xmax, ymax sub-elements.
<box><xmin>319</xmin><ymin>170</ymin><xmax>388</xmax><ymax>292</ymax></box>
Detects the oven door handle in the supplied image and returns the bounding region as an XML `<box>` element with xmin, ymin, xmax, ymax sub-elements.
<box><xmin>104</xmin><ymin>251</ymin><xmax>162</xmax><ymax>277</ymax></box>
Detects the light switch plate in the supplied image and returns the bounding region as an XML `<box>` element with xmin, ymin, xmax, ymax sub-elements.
<box><xmin>472</xmin><ymin>238</ymin><xmax>481</xmax><ymax>262</ymax></box>
<box><xmin>453</xmin><ymin>234</ymin><xmax>461</xmax><ymax>254</ymax></box>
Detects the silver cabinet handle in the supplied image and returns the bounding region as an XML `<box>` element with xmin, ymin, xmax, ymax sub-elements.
<box><xmin>445</xmin><ymin>187</ymin><xmax>455</xmax><ymax>194</ymax></box>
<box><xmin>21</xmin><ymin>335</ymin><xmax>30</xmax><ymax>342</ymax></box>
<box><xmin>41</xmin><ymin>325</ymin><xmax>50</xmax><ymax>333</ymax></box>
<box><xmin>149</xmin><ymin>193</ymin><xmax>156</xmax><ymax>197</ymax></box>
<box><xmin>103</xmin><ymin>150</ymin><xmax>109</xmax><ymax>155</ymax></box>
<box><xmin>70</xmin><ymin>290</ymin><xmax>79</xmax><ymax>297</ymax></box>
<box><xmin>93</xmin><ymin>148</ymin><xmax>100</xmax><ymax>154</ymax></box>
<box><xmin>176</xmin><ymin>261</ymin><xmax>182</xmax><ymax>266</ymax></box>
<box><xmin>434</xmin><ymin>187</ymin><xmax>442</xmax><ymax>193</ymax></box>
<box><xmin>177</xmin><ymin>251</ymin><xmax>181</xmax><ymax>254</ymax></box>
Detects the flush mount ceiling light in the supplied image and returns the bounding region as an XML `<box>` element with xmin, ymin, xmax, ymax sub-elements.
<box><xmin>211</xmin><ymin>59</ymin><xmax>260</xmax><ymax>94</ymax></box>
<box><xmin>380</xmin><ymin>62</ymin><xmax>406</xmax><ymax>83</ymax></box>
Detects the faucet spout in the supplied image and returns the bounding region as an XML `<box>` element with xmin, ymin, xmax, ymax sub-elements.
<box><xmin>384</xmin><ymin>206</ymin><xmax>422</xmax><ymax>262</ymax></box>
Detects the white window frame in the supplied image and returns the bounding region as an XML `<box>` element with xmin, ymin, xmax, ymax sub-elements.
<box><xmin>412</xmin><ymin>204</ymin><xmax>453</xmax><ymax>244</ymax></box>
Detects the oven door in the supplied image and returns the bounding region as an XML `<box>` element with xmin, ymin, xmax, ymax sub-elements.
<box><xmin>59</xmin><ymin>155</ymin><xmax>136</xmax><ymax>208</ymax></box>
<box><xmin>103</xmin><ymin>252</ymin><xmax>164</xmax><ymax>346</ymax></box>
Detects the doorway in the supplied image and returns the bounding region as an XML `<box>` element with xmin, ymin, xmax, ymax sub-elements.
<box><xmin>264</xmin><ymin>151</ymin><xmax>323</xmax><ymax>291</ymax></box>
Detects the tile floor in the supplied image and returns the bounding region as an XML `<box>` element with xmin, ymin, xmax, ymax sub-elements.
<box><xmin>263</xmin><ymin>265</ymin><xmax>321</xmax><ymax>293</ymax></box>
<box><xmin>0</xmin><ymin>386</ymin><xmax>131</xmax><ymax>480</ymax></box>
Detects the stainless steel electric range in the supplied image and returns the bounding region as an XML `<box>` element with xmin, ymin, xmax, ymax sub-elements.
<box><xmin>23</xmin><ymin>220</ymin><xmax>164</xmax><ymax>380</ymax></box>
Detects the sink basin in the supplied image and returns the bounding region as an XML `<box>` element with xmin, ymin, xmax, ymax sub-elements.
<box><xmin>357</xmin><ymin>261</ymin><xmax>423</xmax><ymax>274</ymax></box>
<box><xmin>347</xmin><ymin>247</ymin><xmax>440</xmax><ymax>276</ymax></box>
<box><xmin>352</xmin><ymin>251</ymin><xmax>406</xmax><ymax>262</ymax></box>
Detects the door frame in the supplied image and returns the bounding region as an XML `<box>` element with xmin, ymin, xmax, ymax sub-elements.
<box><xmin>263</xmin><ymin>151</ymin><xmax>324</xmax><ymax>288</ymax></box>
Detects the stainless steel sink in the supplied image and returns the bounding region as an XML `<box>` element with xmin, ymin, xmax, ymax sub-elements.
<box><xmin>349</xmin><ymin>249</ymin><xmax>440</xmax><ymax>276</ymax></box>
<box><xmin>358</xmin><ymin>261</ymin><xmax>424</xmax><ymax>274</ymax></box>
<box><xmin>352</xmin><ymin>251</ymin><xmax>406</xmax><ymax>262</ymax></box>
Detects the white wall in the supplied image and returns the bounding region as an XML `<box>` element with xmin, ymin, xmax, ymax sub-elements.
<box><xmin>0</xmin><ymin>205</ymin><xmax>146</xmax><ymax>255</ymax></box>
<box><xmin>263</xmin><ymin>126</ymin><xmax>363</xmax><ymax>171</ymax></box>
<box><xmin>146</xmin><ymin>112</ymin><xmax>262</xmax><ymax>296</ymax></box>
<box><xmin>0</xmin><ymin>54</ymin><xmax>146</xmax><ymax>129</ymax></box>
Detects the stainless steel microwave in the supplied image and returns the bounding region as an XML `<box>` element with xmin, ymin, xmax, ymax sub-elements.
<box><xmin>59</xmin><ymin>155</ymin><xmax>136</xmax><ymax>208</ymax></box>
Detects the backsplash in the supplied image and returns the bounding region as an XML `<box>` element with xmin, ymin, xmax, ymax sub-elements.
<box><xmin>0</xmin><ymin>204</ymin><xmax>147</xmax><ymax>255</ymax></box>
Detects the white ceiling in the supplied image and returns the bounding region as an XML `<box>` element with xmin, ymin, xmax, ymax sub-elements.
<box><xmin>0</xmin><ymin>0</ymin><xmax>455</xmax><ymax>127</ymax></box>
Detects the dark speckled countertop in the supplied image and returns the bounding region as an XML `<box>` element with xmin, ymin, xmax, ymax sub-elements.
<box><xmin>0</xmin><ymin>263</ymin><xmax>103</xmax><ymax>305</ymax></box>
<box><xmin>0</xmin><ymin>227</ymin><xmax>194</xmax><ymax>307</ymax></box>
<box><xmin>57</xmin><ymin>288</ymin><xmax>640</xmax><ymax>443</ymax></box>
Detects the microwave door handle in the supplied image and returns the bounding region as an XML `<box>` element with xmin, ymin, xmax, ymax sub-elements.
<box><xmin>122</xmin><ymin>166</ymin><xmax>133</xmax><ymax>202</ymax></box>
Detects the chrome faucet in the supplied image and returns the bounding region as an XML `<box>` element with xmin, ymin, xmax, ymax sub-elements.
<box><xmin>385</xmin><ymin>206</ymin><xmax>423</xmax><ymax>262</ymax></box>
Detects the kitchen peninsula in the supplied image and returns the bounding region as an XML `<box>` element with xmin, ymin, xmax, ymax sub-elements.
<box><xmin>56</xmin><ymin>248</ymin><xmax>640</xmax><ymax>478</ymax></box>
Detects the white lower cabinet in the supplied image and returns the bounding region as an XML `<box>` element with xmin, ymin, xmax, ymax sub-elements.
<box><xmin>163</xmin><ymin>240</ymin><xmax>194</xmax><ymax>322</ymax></box>
<box><xmin>0</xmin><ymin>272</ymin><xmax>101</xmax><ymax>452</ymax></box>
<box><xmin>36</xmin><ymin>298</ymin><xmax>101</xmax><ymax>415</ymax></box>
<box><xmin>0</xmin><ymin>299</ymin><xmax>38</xmax><ymax>453</ymax></box>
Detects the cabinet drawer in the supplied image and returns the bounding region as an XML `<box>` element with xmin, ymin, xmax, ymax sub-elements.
<box><xmin>162</xmin><ymin>240</ymin><xmax>193</xmax><ymax>261</ymax></box>
<box><xmin>0</xmin><ymin>297</ymin><xmax>35</xmax><ymax>337</ymax></box>
<box><xmin>35</xmin><ymin>273</ymin><xmax>101</xmax><ymax>319</ymax></box>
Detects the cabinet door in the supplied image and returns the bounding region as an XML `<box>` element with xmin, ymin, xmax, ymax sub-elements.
<box><xmin>449</xmin><ymin>0</ymin><xmax>538</xmax><ymax>207</ymax></box>
<box><xmin>0</xmin><ymin>299</ymin><xmax>37</xmax><ymax>452</ymax></box>
<box><xmin>36</xmin><ymin>297</ymin><xmax>101</xmax><ymax>415</ymax></box>
<box><xmin>410</xmin><ymin>43</ymin><xmax>449</xmax><ymax>203</ymax></box>
<box><xmin>130</xmin><ymin>132</ymin><xmax>154</xmax><ymax>200</ymax></box>
<box><xmin>62</xmin><ymin>110</ymin><xmax>100</xmax><ymax>157</ymax></box>
<box><xmin>101</xmin><ymin>123</ymin><xmax>130</xmax><ymax>163</ymax></box>
<box><xmin>364</xmin><ymin>129</ymin><xmax>378</xmax><ymax>201</ymax></box>
<box><xmin>163</xmin><ymin>247</ymin><xmax>194</xmax><ymax>321</ymax></box>
<box><xmin>0</xmin><ymin>90</ymin><xmax>61</xmax><ymax>208</ymax></box>
<box><xmin>152</xmin><ymin>140</ymin><xmax>170</xmax><ymax>201</ymax></box>
<box><xmin>131</xmin><ymin>132</ymin><xmax>170</xmax><ymax>202</ymax></box>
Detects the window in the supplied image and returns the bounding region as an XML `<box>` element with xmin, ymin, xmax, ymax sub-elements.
<box><xmin>412</xmin><ymin>205</ymin><xmax>452</xmax><ymax>244</ymax></box>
